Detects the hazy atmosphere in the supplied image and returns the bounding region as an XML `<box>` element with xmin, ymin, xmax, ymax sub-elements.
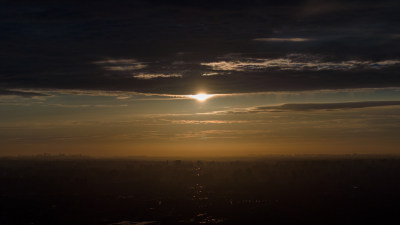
<box><xmin>1</xmin><ymin>0</ymin><xmax>400</xmax><ymax>156</ymax></box>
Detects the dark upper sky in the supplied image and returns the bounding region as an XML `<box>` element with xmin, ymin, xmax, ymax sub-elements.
<box><xmin>1</xmin><ymin>0</ymin><xmax>400</xmax><ymax>95</ymax></box>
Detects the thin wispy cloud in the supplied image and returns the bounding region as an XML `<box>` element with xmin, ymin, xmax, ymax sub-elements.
<box><xmin>202</xmin><ymin>101</ymin><xmax>400</xmax><ymax>115</ymax></box>
<box><xmin>165</xmin><ymin>120</ymin><xmax>248</xmax><ymax>125</ymax></box>
<box><xmin>246</xmin><ymin>101</ymin><xmax>400</xmax><ymax>113</ymax></box>
<box><xmin>254</xmin><ymin>101</ymin><xmax>400</xmax><ymax>112</ymax></box>
<box><xmin>133</xmin><ymin>73</ymin><xmax>183</xmax><ymax>79</ymax></box>
<box><xmin>47</xmin><ymin>104</ymin><xmax>128</xmax><ymax>108</ymax></box>
<box><xmin>0</xmin><ymin>89</ymin><xmax>51</xmax><ymax>98</ymax></box>
<box><xmin>176</xmin><ymin>129</ymin><xmax>268</xmax><ymax>140</ymax></box>
<box><xmin>0</xmin><ymin>88</ymin><xmax>193</xmax><ymax>102</ymax></box>
<box><xmin>201</xmin><ymin>55</ymin><xmax>400</xmax><ymax>72</ymax></box>
<box><xmin>94</xmin><ymin>59</ymin><xmax>147</xmax><ymax>71</ymax></box>
<box><xmin>253</xmin><ymin>38</ymin><xmax>314</xmax><ymax>42</ymax></box>
<box><xmin>202</xmin><ymin>72</ymin><xmax>219</xmax><ymax>76</ymax></box>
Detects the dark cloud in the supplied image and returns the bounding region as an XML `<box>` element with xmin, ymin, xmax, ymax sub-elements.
<box><xmin>1</xmin><ymin>0</ymin><xmax>400</xmax><ymax>95</ymax></box>
<box><xmin>0</xmin><ymin>89</ymin><xmax>50</xmax><ymax>98</ymax></box>
<box><xmin>252</xmin><ymin>101</ymin><xmax>400</xmax><ymax>112</ymax></box>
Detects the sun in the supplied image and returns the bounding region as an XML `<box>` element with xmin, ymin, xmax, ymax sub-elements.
<box><xmin>189</xmin><ymin>93</ymin><xmax>214</xmax><ymax>102</ymax></box>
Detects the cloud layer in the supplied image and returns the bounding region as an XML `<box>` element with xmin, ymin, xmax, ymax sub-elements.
<box><xmin>1</xmin><ymin>0</ymin><xmax>400</xmax><ymax>95</ymax></box>
<box><xmin>220</xmin><ymin>101</ymin><xmax>400</xmax><ymax>114</ymax></box>
<box><xmin>253</xmin><ymin>101</ymin><xmax>400</xmax><ymax>112</ymax></box>
<box><xmin>201</xmin><ymin>55</ymin><xmax>400</xmax><ymax>72</ymax></box>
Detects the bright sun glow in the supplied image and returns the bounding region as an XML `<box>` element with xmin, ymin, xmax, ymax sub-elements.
<box><xmin>189</xmin><ymin>93</ymin><xmax>214</xmax><ymax>102</ymax></box>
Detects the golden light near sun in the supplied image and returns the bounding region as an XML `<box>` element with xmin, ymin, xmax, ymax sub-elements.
<box><xmin>188</xmin><ymin>93</ymin><xmax>214</xmax><ymax>102</ymax></box>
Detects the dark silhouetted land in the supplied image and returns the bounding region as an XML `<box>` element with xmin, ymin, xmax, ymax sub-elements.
<box><xmin>1</xmin><ymin>155</ymin><xmax>400</xmax><ymax>225</ymax></box>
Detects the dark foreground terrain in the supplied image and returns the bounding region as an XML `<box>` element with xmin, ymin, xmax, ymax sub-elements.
<box><xmin>1</xmin><ymin>155</ymin><xmax>400</xmax><ymax>225</ymax></box>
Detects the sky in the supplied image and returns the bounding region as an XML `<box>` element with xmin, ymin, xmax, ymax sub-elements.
<box><xmin>1</xmin><ymin>0</ymin><xmax>400</xmax><ymax>156</ymax></box>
